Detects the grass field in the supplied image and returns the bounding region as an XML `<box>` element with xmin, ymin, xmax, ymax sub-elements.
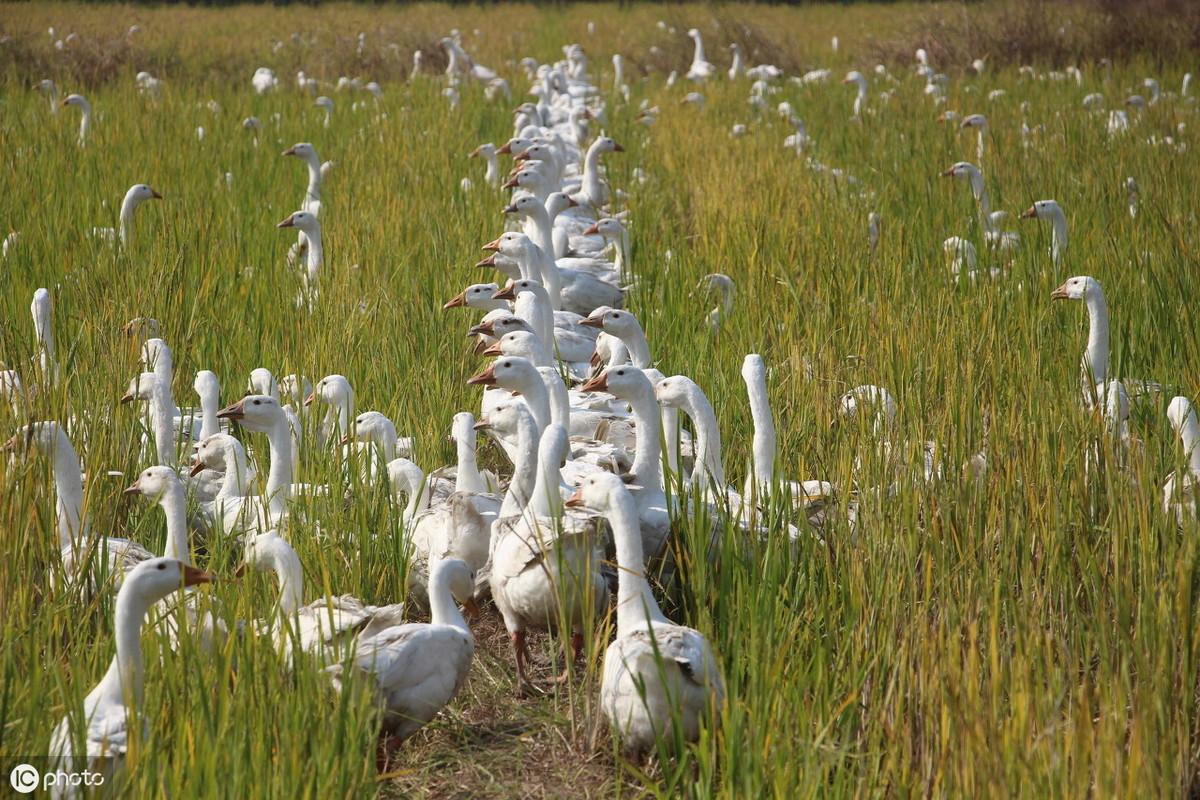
<box><xmin>2</xmin><ymin>2</ymin><xmax>1200</xmax><ymax>797</ymax></box>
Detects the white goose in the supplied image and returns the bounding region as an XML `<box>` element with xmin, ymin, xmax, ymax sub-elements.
<box><xmin>62</xmin><ymin>93</ymin><xmax>92</xmax><ymax>144</ymax></box>
<box><xmin>214</xmin><ymin>395</ymin><xmax>295</xmax><ymax>533</ymax></box>
<box><xmin>238</xmin><ymin>531</ymin><xmax>406</xmax><ymax>657</ymax></box>
<box><xmin>566</xmin><ymin>473</ymin><xmax>724</xmax><ymax>759</ymax></box>
<box><xmin>4</xmin><ymin>422</ymin><xmax>154</xmax><ymax>589</ymax></box>
<box><xmin>1021</xmin><ymin>199</ymin><xmax>1068</xmax><ymax>266</ymax></box>
<box><xmin>1164</xmin><ymin>397</ymin><xmax>1200</xmax><ymax>523</ymax></box>
<box><xmin>48</xmin><ymin>559</ymin><xmax>213</xmax><ymax>788</ymax></box>
<box><xmin>685</xmin><ymin>28</ymin><xmax>716</xmax><ymax>82</ymax></box>
<box><xmin>469</xmin><ymin>143</ymin><xmax>501</xmax><ymax>187</ymax></box>
<box><xmin>490</xmin><ymin>423</ymin><xmax>608</xmax><ymax>694</ymax></box>
<box><xmin>276</xmin><ymin>210</ymin><xmax>323</xmax><ymax>303</ymax></box>
<box><xmin>325</xmin><ymin>558</ymin><xmax>475</xmax><ymax>750</ymax></box>
<box><xmin>91</xmin><ymin>184</ymin><xmax>162</xmax><ymax>247</ymax></box>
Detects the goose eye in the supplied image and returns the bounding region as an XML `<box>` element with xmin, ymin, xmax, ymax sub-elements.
<box><xmin>253</xmin><ymin>399</ymin><xmax>261</xmax><ymax>405</ymax></box>
<box><xmin>503</xmin><ymin>361</ymin><xmax>512</xmax><ymax>368</ymax></box>
<box><xmin>157</xmin><ymin>563</ymin><xmax>166</xmax><ymax>570</ymax></box>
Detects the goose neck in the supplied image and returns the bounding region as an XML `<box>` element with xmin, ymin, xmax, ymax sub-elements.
<box><xmin>428</xmin><ymin>572</ymin><xmax>469</xmax><ymax>632</ymax></box>
<box><xmin>51</xmin><ymin>430</ymin><xmax>86</xmax><ymax>548</ymax></box>
<box><xmin>744</xmin><ymin>369</ymin><xmax>777</xmax><ymax>489</ymax></box>
<box><xmin>682</xmin><ymin>383</ymin><xmax>724</xmax><ymax>488</ymax></box>
<box><xmin>1083</xmin><ymin>290</ymin><xmax>1110</xmax><ymax>386</ymax></box>
<box><xmin>1182</xmin><ymin>412</ymin><xmax>1200</xmax><ymax>476</ymax></box>
<box><xmin>264</xmin><ymin>416</ymin><xmax>294</xmax><ymax>517</ymax></box>
<box><xmin>100</xmin><ymin>587</ymin><xmax>154</xmax><ymax>707</ymax></box>
<box><xmin>272</xmin><ymin>544</ymin><xmax>305</xmax><ymax>617</ymax></box>
<box><xmin>606</xmin><ymin>488</ymin><xmax>668</xmax><ymax>634</ymax></box>
<box><xmin>500</xmin><ymin>414</ymin><xmax>539</xmax><ymax>516</ymax></box>
<box><xmin>157</xmin><ymin>482</ymin><xmax>191</xmax><ymax>564</ymax></box>
<box><xmin>627</xmin><ymin>381</ymin><xmax>663</xmax><ymax>492</ymax></box>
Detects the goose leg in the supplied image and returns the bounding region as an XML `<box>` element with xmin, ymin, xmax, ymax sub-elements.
<box><xmin>376</xmin><ymin>734</ymin><xmax>403</xmax><ymax>772</ymax></box>
<box><xmin>512</xmin><ymin>631</ymin><xmax>543</xmax><ymax>697</ymax></box>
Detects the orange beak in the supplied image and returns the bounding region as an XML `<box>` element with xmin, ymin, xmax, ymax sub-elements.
<box><xmin>501</xmin><ymin>176</ymin><xmax>519</xmax><ymax>189</ymax></box>
<box><xmin>217</xmin><ymin>398</ymin><xmax>247</xmax><ymax>419</ymax></box>
<box><xmin>443</xmin><ymin>291</ymin><xmax>467</xmax><ymax>310</ymax></box>
<box><xmin>579</xmin><ymin>372</ymin><xmax>608</xmax><ymax>393</ymax></box>
<box><xmin>120</xmin><ymin>391</ymin><xmax>135</xmax><ymax>404</ymax></box>
<box><xmin>564</xmin><ymin>488</ymin><xmax>585</xmax><ymax>508</ymax></box>
<box><xmin>939</xmin><ymin>167</ymin><xmax>956</xmax><ymax>177</ymax></box>
<box><xmin>466</xmin><ymin>363</ymin><xmax>498</xmax><ymax>386</ymax></box>
<box><xmin>122</xmin><ymin>479</ymin><xmax>142</xmax><ymax>496</ymax></box>
<box><xmin>501</xmin><ymin>203</ymin><xmax>518</xmax><ymax>214</ymax></box>
<box><xmin>189</xmin><ymin>460</ymin><xmax>207</xmax><ymax>477</ymax></box>
<box><xmin>482</xmin><ymin>238</ymin><xmax>502</xmax><ymax>252</ymax></box>
<box><xmin>282</xmin><ymin>145</ymin><xmax>297</xmax><ymax>156</ymax></box>
<box><xmin>468</xmin><ymin>321</ymin><xmax>496</xmax><ymax>337</ymax></box>
<box><xmin>492</xmin><ymin>284</ymin><xmax>517</xmax><ymax>301</ymax></box>
<box><xmin>1050</xmin><ymin>282</ymin><xmax>1070</xmax><ymax>300</ymax></box>
<box><xmin>476</xmin><ymin>255</ymin><xmax>497</xmax><ymax>268</ymax></box>
<box><xmin>303</xmin><ymin>392</ymin><xmax>316</xmax><ymax>407</ymax></box>
<box><xmin>150</xmin><ymin>188</ymin><xmax>163</xmax><ymax>199</ymax></box>
<box><xmin>183</xmin><ymin>564</ymin><xmax>215</xmax><ymax>586</ymax></box>
<box><xmin>1020</xmin><ymin>206</ymin><xmax>1038</xmax><ymax>219</ymax></box>
<box><xmin>612</xmin><ymin>142</ymin><xmax>625</xmax><ymax>152</ymax></box>
<box><xmin>582</xmin><ymin>223</ymin><xmax>601</xmax><ymax>236</ymax></box>
<box><xmin>471</xmin><ymin>339</ymin><xmax>491</xmax><ymax>355</ymax></box>
<box><xmin>473</xmin><ymin>419</ymin><xmax>492</xmax><ymax>431</ymax></box>
<box><xmin>497</xmin><ymin>141</ymin><xmax>513</xmax><ymax>155</ymax></box>
<box><xmin>276</xmin><ymin>213</ymin><xmax>296</xmax><ymax>229</ymax></box>
<box><xmin>580</xmin><ymin>315</ymin><xmax>604</xmax><ymax>329</ymax></box>
<box><xmin>481</xmin><ymin>342</ymin><xmax>504</xmax><ymax>356</ymax></box>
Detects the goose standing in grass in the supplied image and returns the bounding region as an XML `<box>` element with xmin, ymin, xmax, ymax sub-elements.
<box><xmin>469</xmin><ymin>143</ymin><xmax>501</xmax><ymax>187</ymax></box>
<box><xmin>566</xmin><ymin>473</ymin><xmax>723</xmax><ymax>760</ymax></box>
<box><xmin>215</xmin><ymin>395</ymin><xmax>295</xmax><ymax>532</ymax></box>
<box><xmin>62</xmin><ymin>93</ymin><xmax>91</xmax><ymax>144</ymax></box>
<box><xmin>38</xmin><ymin>78</ymin><xmax>59</xmax><ymax>114</ymax></box>
<box><xmin>326</xmin><ymin>558</ymin><xmax>476</xmax><ymax>759</ymax></box>
<box><xmin>685</xmin><ymin>28</ymin><xmax>716</xmax><ymax>81</ymax></box>
<box><xmin>4</xmin><ymin>422</ymin><xmax>154</xmax><ymax>589</ymax></box>
<box><xmin>490</xmin><ymin>424</ymin><xmax>608</xmax><ymax>695</ymax></box>
<box><xmin>238</xmin><ymin>531</ymin><xmax>406</xmax><ymax>656</ymax></box>
<box><xmin>314</xmin><ymin>95</ymin><xmax>333</xmax><ymax>128</ymax></box>
<box><xmin>30</xmin><ymin>287</ymin><xmax>59</xmax><ymax>386</ymax></box>
<box><xmin>276</xmin><ymin>210</ymin><xmax>322</xmax><ymax>305</ymax></box>
<box><xmin>1050</xmin><ymin>275</ymin><xmax>1160</xmax><ymax>406</ymax></box>
<box><xmin>1164</xmin><ymin>397</ymin><xmax>1200</xmax><ymax>523</ymax></box>
<box><xmin>190</xmin><ymin>433</ymin><xmax>256</xmax><ymax>503</ymax></box>
<box><xmin>741</xmin><ymin>355</ymin><xmax>837</xmax><ymax>524</ymax></box>
<box><xmin>48</xmin><ymin>559</ymin><xmax>213</xmax><ymax>793</ymax></box>
<box><xmin>91</xmin><ymin>184</ymin><xmax>162</xmax><ymax>247</ymax></box>
<box><xmin>837</xmin><ymin>384</ymin><xmax>941</xmax><ymax>485</ymax></box>
<box><xmin>1021</xmin><ymin>199</ymin><xmax>1068</xmax><ymax>266</ymax></box>
<box><xmin>843</xmin><ymin>70</ymin><xmax>868</xmax><ymax>117</ymax></box>
<box><xmin>282</xmin><ymin>142</ymin><xmax>324</xmax><ymax>263</ymax></box>
<box><xmin>961</xmin><ymin>113</ymin><xmax>989</xmax><ymax>162</ymax></box>
<box><xmin>696</xmin><ymin>273</ymin><xmax>735</xmax><ymax>331</ymax></box>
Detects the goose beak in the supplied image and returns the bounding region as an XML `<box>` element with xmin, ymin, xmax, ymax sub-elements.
<box><xmin>339</xmin><ymin>434</ymin><xmax>352</xmax><ymax>446</ymax></box>
<box><xmin>122</xmin><ymin>479</ymin><xmax>142</xmax><ymax>496</ymax></box>
<box><xmin>612</xmin><ymin>142</ymin><xmax>625</xmax><ymax>152</ymax></box>
<box><xmin>276</xmin><ymin>214</ymin><xmax>296</xmax><ymax>229</ymax></box>
<box><xmin>482</xmin><ymin>238</ymin><xmax>502</xmax><ymax>252</ymax></box>
<box><xmin>282</xmin><ymin>145</ymin><xmax>297</xmax><ymax>156</ymax></box>
<box><xmin>959</xmin><ymin>119</ymin><xmax>972</xmax><ymax>129</ymax></box>
<box><xmin>189</xmin><ymin>460</ymin><xmax>207</xmax><ymax>477</ymax></box>
<box><xmin>150</xmin><ymin>188</ymin><xmax>163</xmax><ymax>200</ymax></box>
<box><xmin>0</xmin><ymin>435</ymin><xmax>20</xmax><ymax>452</ymax></box>
<box><xmin>514</xmin><ymin>153</ymin><xmax>529</xmax><ymax>163</ymax></box>
<box><xmin>580</xmin><ymin>373</ymin><xmax>608</xmax><ymax>392</ymax></box>
<box><xmin>443</xmin><ymin>292</ymin><xmax>467</xmax><ymax>310</ymax></box>
<box><xmin>501</xmin><ymin>203</ymin><xmax>518</xmax><ymax>214</ymax></box>
<box><xmin>497</xmin><ymin>141</ymin><xmax>513</xmax><ymax>155</ymax></box>
<box><xmin>1020</xmin><ymin>206</ymin><xmax>1038</xmax><ymax>219</ymax></box>
<box><xmin>466</xmin><ymin>364</ymin><xmax>498</xmax><ymax>386</ymax></box>
<box><xmin>582</xmin><ymin>223</ymin><xmax>600</xmax><ymax>236</ymax></box>
<box><xmin>939</xmin><ymin>167</ymin><xmax>956</xmax><ymax>177</ymax></box>
<box><xmin>589</xmin><ymin>352</ymin><xmax>602</xmax><ymax>368</ymax></box>
<box><xmin>567</xmin><ymin>197</ymin><xmax>579</xmax><ymax>208</ymax></box>
<box><xmin>303</xmin><ymin>392</ymin><xmax>316</xmax><ymax>407</ymax></box>
<box><xmin>481</xmin><ymin>342</ymin><xmax>503</xmax><ymax>356</ymax></box>
<box><xmin>468</xmin><ymin>321</ymin><xmax>494</xmax><ymax>337</ymax></box>
<box><xmin>468</xmin><ymin>146</ymin><xmax>481</xmax><ymax>158</ymax></box>
<box><xmin>461</xmin><ymin>597</ymin><xmax>481</xmax><ymax>619</ymax></box>
<box><xmin>564</xmin><ymin>488</ymin><xmax>585</xmax><ymax>508</ymax></box>
<box><xmin>476</xmin><ymin>255</ymin><xmax>497</xmax><ymax>268</ymax></box>
<box><xmin>501</xmin><ymin>176</ymin><xmax>519</xmax><ymax>189</ymax></box>
<box><xmin>580</xmin><ymin>315</ymin><xmax>604</xmax><ymax>329</ymax></box>
<box><xmin>234</xmin><ymin>562</ymin><xmax>248</xmax><ymax>579</ymax></box>
<box><xmin>1050</xmin><ymin>282</ymin><xmax>1070</xmax><ymax>300</ymax></box>
<box><xmin>183</xmin><ymin>564</ymin><xmax>215</xmax><ymax>586</ymax></box>
<box><xmin>217</xmin><ymin>399</ymin><xmax>247</xmax><ymax>419</ymax></box>
<box><xmin>120</xmin><ymin>391</ymin><xmax>135</xmax><ymax>404</ymax></box>
<box><xmin>492</xmin><ymin>285</ymin><xmax>517</xmax><ymax>301</ymax></box>
<box><xmin>473</xmin><ymin>420</ymin><xmax>492</xmax><ymax>431</ymax></box>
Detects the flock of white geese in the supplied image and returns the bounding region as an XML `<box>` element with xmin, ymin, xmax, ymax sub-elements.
<box><xmin>6</xmin><ymin>22</ymin><xmax>1200</xmax><ymax>789</ymax></box>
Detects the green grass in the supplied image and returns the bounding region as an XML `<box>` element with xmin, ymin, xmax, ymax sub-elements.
<box><xmin>2</xmin><ymin>2</ymin><xmax>1200</xmax><ymax>797</ymax></box>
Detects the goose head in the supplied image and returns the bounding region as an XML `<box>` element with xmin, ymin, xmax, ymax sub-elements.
<box><xmin>124</xmin><ymin>557</ymin><xmax>213</xmax><ymax>598</ymax></box>
<box><xmin>469</xmin><ymin>143</ymin><xmax>496</xmax><ymax>159</ymax></box>
<box><xmin>120</xmin><ymin>371</ymin><xmax>158</xmax><ymax>404</ymax></box>
<box><xmin>1050</xmin><ymin>275</ymin><xmax>1100</xmax><ymax>302</ymax></box>
<box><xmin>500</xmin><ymin>168</ymin><xmax>543</xmax><ymax>191</ymax></box>
<box><xmin>940</xmin><ymin>161</ymin><xmax>981</xmax><ymax>181</ymax></box>
<box><xmin>451</xmin><ymin>411</ymin><xmax>477</xmax><ymax>443</ymax></box>
<box><xmin>123</xmin><ymin>465</ymin><xmax>182</xmax><ymax>501</ymax></box>
<box><xmin>217</xmin><ymin>394</ymin><xmax>286</xmax><ymax>433</ymax></box>
<box><xmin>514</xmin><ymin>143</ymin><xmax>557</xmax><ymax>164</ymax></box>
<box><xmin>2</xmin><ymin>420</ymin><xmax>67</xmax><ymax>454</ymax></box>
<box><xmin>475</xmin><ymin>400</ymin><xmax>532</xmax><ymax>439</ymax></box>
<box><xmin>591</xmin><ymin>136</ymin><xmax>625</xmax><ymax>154</ymax></box>
<box><xmin>443</xmin><ymin>282</ymin><xmax>502</xmax><ymax>310</ymax></box>
<box><xmin>276</xmin><ymin>210</ymin><xmax>319</xmax><ymax>233</ymax></box>
<box><xmin>468</xmin><ymin>315</ymin><xmax>532</xmax><ymax>346</ymax></box>
<box><xmin>496</xmin><ymin>137</ymin><xmax>536</xmax><ymax>157</ymax></box>
<box><xmin>314</xmin><ymin>95</ymin><xmax>333</xmax><ymax>112</ymax></box>
<box><xmin>961</xmin><ymin>113</ymin><xmax>988</xmax><ymax>130</ymax></box>
<box><xmin>581</xmin><ymin>218</ymin><xmax>625</xmax><ymax>240</ymax></box>
<box><xmin>580</xmin><ymin>364</ymin><xmax>652</xmax><ymax>401</ymax></box>
<box><xmin>544</xmin><ymin>192</ymin><xmax>577</xmax><ymax>218</ymax></box>
<box><xmin>124</xmin><ymin>184</ymin><xmax>163</xmax><ymax>205</ymax></box>
<box><xmin>278</xmin><ymin>374</ymin><xmax>311</xmax><ymax>405</ymax></box>
<box><xmin>281</xmin><ymin>142</ymin><xmax>318</xmax><ymax>161</ymax></box>
<box><xmin>306</xmin><ymin>375</ymin><xmax>353</xmax><ymax>409</ymax></box>
<box><xmin>842</xmin><ymin>70</ymin><xmax>867</xmax><ymax>89</ymax></box>
<box><xmin>466</xmin><ymin>356</ymin><xmax>539</xmax><ymax>392</ymax></box>
<box><xmin>581</xmin><ymin>307</ymin><xmax>641</xmax><ymax>338</ymax></box>
<box><xmin>247</xmin><ymin>368</ymin><xmax>282</xmax><ymax>401</ymax></box>
<box><xmin>501</xmin><ymin>195</ymin><xmax>546</xmax><ymax>218</ymax></box>
<box><xmin>492</xmin><ymin>278</ymin><xmax>548</xmax><ymax>303</ymax></box>
<box><xmin>238</xmin><ymin>530</ymin><xmax>293</xmax><ymax>575</ymax></box>
<box><xmin>483</xmin><ymin>231</ymin><xmax>534</xmax><ymax>259</ymax></box>
<box><xmin>191</xmin><ymin>433</ymin><xmax>241</xmax><ymax>474</ymax></box>
<box><xmin>430</xmin><ymin>558</ymin><xmax>476</xmax><ymax>607</ymax></box>
<box><xmin>687</xmin><ymin>28</ymin><xmax>701</xmax><ymax>41</ymax></box>
<box><xmin>347</xmin><ymin>410</ymin><xmax>395</xmax><ymax>446</ymax></box>
<box><xmin>653</xmin><ymin>375</ymin><xmax>696</xmax><ymax>409</ymax></box>
<box><xmin>1020</xmin><ymin>199</ymin><xmax>1063</xmax><ymax>221</ymax></box>
<box><xmin>62</xmin><ymin>93</ymin><xmax>89</xmax><ymax>110</ymax></box>
<box><xmin>193</xmin><ymin>370</ymin><xmax>220</xmax><ymax>402</ymax></box>
<box><xmin>121</xmin><ymin>317</ymin><xmax>162</xmax><ymax>344</ymax></box>
<box><xmin>481</xmin><ymin>330</ymin><xmax>544</xmax><ymax>359</ymax></box>
<box><xmin>564</xmin><ymin>470</ymin><xmax>631</xmax><ymax>511</ymax></box>
<box><xmin>837</xmin><ymin>385</ymin><xmax>898</xmax><ymax>428</ymax></box>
